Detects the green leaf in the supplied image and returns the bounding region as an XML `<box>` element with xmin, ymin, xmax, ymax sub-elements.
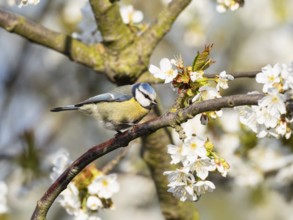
<box><xmin>186</xmin><ymin>88</ymin><xmax>195</xmax><ymax>97</ymax></box>
<box><xmin>192</xmin><ymin>45</ymin><xmax>214</xmax><ymax>71</ymax></box>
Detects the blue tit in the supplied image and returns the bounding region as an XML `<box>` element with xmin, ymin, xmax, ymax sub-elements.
<box><xmin>51</xmin><ymin>83</ymin><xmax>157</xmax><ymax>132</ymax></box>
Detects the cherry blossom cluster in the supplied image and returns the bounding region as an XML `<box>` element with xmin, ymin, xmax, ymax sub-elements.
<box><xmin>7</xmin><ymin>0</ymin><xmax>39</xmax><ymax>7</ymax></box>
<box><xmin>0</xmin><ymin>181</ymin><xmax>8</xmax><ymax>214</ymax></box>
<box><xmin>149</xmin><ymin>49</ymin><xmax>233</xmax><ymax>201</ymax></box>
<box><xmin>50</xmin><ymin>150</ymin><xmax>119</xmax><ymax>220</ymax></box>
<box><xmin>164</xmin><ymin>135</ymin><xmax>229</xmax><ymax>201</ymax></box>
<box><xmin>238</xmin><ymin>63</ymin><xmax>293</xmax><ymax>139</ymax></box>
<box><xmin>216</xmin><ymin>0</ymin><xmax>241</xmax><ymax>13</ymax></box>
<box><xmin>149</xmin><ymin>47</ymin><xmax>234</xmax><ymax>124</ymax></box>
<box><xmin>119</xmin><ymin>5</ymin><xmax>143</xmax><ymax>25</ymax></box>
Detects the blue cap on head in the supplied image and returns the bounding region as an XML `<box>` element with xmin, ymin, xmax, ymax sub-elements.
<box><xmin>140</xmin><ymin>83</ymin><xmax>156</xmax><ymax>94</ymax></box>
<box><xmin>132</xmin><ymin>83</ymin><xmax>157</xmax><ymax>104</ymax></box>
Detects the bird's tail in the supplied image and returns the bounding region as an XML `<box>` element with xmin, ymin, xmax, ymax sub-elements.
<box><xmin>50</xmin><ymin>105</ymin><xmax>78</xmax><ymax>112</ymax></box>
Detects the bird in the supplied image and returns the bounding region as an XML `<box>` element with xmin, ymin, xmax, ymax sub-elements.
<box><xmin>50</xmin><ymin>83</ymin><xmax>157</xmax><ymax>132</ymax></box>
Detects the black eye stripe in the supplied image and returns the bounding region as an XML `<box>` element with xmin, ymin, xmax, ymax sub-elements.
<box><xmin>137</xmin><ymin>88</ymin><xmax>152</xmax><ymax>101</ymax></box>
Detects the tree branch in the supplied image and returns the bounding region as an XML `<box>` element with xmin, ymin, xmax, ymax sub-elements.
<box><xmin>135</xmin><ymin>0</ymin><xmax>192</xmax><ymax>56</ymax></box>
<box><xmin>206</xmin><ymin>71</ymin><xmax>259</xmax><ymax>78</ymax></box>
<box><xmin>31</xmin><ymin>93</ymin><xmax>263</xmax><ymax>220</ymax></box>
<box><xmin>89</xmin><ymin>0</ymin><xmax>135</xmax><ymax>50</ymax></box>
<box><xmin>138</xmin><ymin>70</ymin><xmax>260</xmax><ymax>84</ymax></box>
<box><xmin>0</xmin><ymin>9</ymin><xmax>105</xmax><ymax>72</ymax></box>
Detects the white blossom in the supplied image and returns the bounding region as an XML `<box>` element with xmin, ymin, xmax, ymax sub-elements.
<box><xmin>165</xmin><ymin>134</ymin><xmax>229</xmax><ymax>201</ymax></box>
<box><xmin>282</xmin><ymin>64</ymin><xmax>293</xmax><ymax>90</ymax></box>
<box><xmin>167</xmin><ymin>183</ymin><xmax>198</xmax><ymax>202</ymax></box>
<box><xmin>233</xmin><ymin>161</ymin><xmax>264</xmax><ymax>187</ymax></box>
<box><xmin>237</xmin><ymin>104</ymin><xmax>287</xmax><ymax>139</ymax></box>
<box><xmin>216</xmin><ymin>71</ymin><xmax>234</xmax><ymax>90</ymax></box>
<box><xmin>74</xmin><ymin>210</ymin><xmax>102</xmax><ymax>220</ymax></box>
<box><xmin>274</xmin><ymin>119</ymin><xmax>292</xmax><ymax>139</ymax></box>
<box><xmin>248</xmin><ymin>139</ymin><xmax>293</xmax><ymax>172</ymax></box>
<box><xmin>50</xmin><ymin>149</ymin><xmax>71</xmax><ymax>181</ymax></box>
<box><xmin>214</xmin><ymin>161</ymin><xmax>229</xmax><ymax>177</ymax></box>
<box><xmin>161</xmin><ymin>0</ymin><xmax>173</xmax><ymax>5</ymax></box>
<box><xmin>190</xmin><ymin>71</ymin><xmax>204</xmax><ymax>82</ymax></box>
<box><xmin>216</xmin><ymin>0</ymin><xmax>240</xmax><ymax>13</ymax></box>
<box><xmin>182</xmin><ymin>136</ymin><xmax>207</xmax><ymax>163</ymax></box>
<box><xmin>164</xmin><ymin>169</ymin><xmax>194</xmax><ymax>187</ymax></box>
<box><xmin>167</xmin><ymin>144</ymin><xmax>185</xmax><ymax>164</ymax></box>
<box><xmin>256</xmin><ymin>106</ymin><xmax>279</xmax><ymax>128</ymax></box>
<box><xmin>258</xmin><ymin>88</ymin><xmax>286</xmax><ymax>115</ymax></box>
<box><xmin>8</xmin><ymin>0</ymin><xmax>40</xmax><ymax>7</ymax></box>
<box><xmin>149</xmin><ymin>58</ymin><xmax>178</xmax><ymax>83</ymax></box>
<box><xmin>237</xmin><ymin>105</ymin><xmax>259</xmax><ymax>133</ymax></box>
<box><xmin>86</xmin><ymin>195</ymin><xmax>103</xmax><ymax>211</ymax></box>
<box><xmin>120</xmin><ymin>5</ymin><xmax>143</xmax><ymax>24</ymax></box>
<box><xmin>275</xmin><ymin>164</ymin><xmax>293</xmax><ymax>186</ymax></box>
<box><xmin>164</xmin><ymin>169</ymin><xmax>198</xmax><ymax>201</ymax></box>
<box><xmin>192</xmin><ymin>86</ymin><xmax>221</xmax><ymax>102</ymax></box>
<box><xmin>59</xmin><ymin>183</ymin><xmax>81</xmax><ymax>216</ymax></box>
<box><xmin>0</xmin><ymin>181</ymin><xmax>8</xmax><ymax>214</ymax></box>
<box><xmin>194</xmin><ymin>180</ymin><xmax>215</xmax><ymax>195</ymax></box>
<box><xmin>256</xmin><ymin>64</ymin><xmax>281</xmax><ymax>93</ymax></box>
<box><xmin>164</xmin><ymin>169</ymin><xmax>216</xmax><ymax>201</ymax></box>
<box><xmin>209</xmin><ymin>109</ymin><xmax>223</xmax><ymax>119</ymax></box>
<box><xmin>88</xmin><ymin>174</ymin><xmax>120</xmax><ymax>199</ymax></box>
<box><xmin>188</xmin><ymin>158</ymin><xmax>216</xmax><ymax>180</ymax></box>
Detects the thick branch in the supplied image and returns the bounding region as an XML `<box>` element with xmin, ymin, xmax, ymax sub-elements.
<box><xmin>136</xmin><ymin>0</ymin><xmax>192</xmax><ymax>56</ymax></box>
<box><xmin>31</xmin><ymin>93</ymin><xmax>263</xmax><ymax>220</ymax></box>
<box><xmin>0</xmin><ymin>9</ymin><xmax>105</xmax><ymax>72</ymax></box>
<box><xmin>89</xmin><ymin>0</ymin><xmax>134</xmax><ymax>50</ymax></box>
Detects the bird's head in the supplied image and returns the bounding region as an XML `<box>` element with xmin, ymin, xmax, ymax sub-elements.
<box><xmin>132</xmin><ymin>83</ymin><xmax>157</xmax><ymax>109</ymax></box>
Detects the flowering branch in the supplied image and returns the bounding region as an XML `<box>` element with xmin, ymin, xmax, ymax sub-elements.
<box><xmin>31</xmin><ymin>93</ymin><xmax>263</xmax><ymax>220</ymax></box>
<box><xmin>142</xmin><ymin>127</ymin><xmax>200</xmax><ymax>219</ymax></box>
<box><xmin>139</xmin><ymin>70</ymin><xmax>260</xmax><ymax>84</ymax></box>
<box><xmin>88</xmin><ymin>0</ymin><xmax>135</xmax><ymax>50</ymax></box>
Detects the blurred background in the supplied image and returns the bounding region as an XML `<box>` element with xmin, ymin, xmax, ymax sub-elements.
<box><xmin>1</xmin><ymin>0</ymin><xmax>293</xmax><ymax>219</ymax></box>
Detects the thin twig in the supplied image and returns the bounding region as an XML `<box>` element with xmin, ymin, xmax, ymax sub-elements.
<box><xmin>205</xmin><ymin>71</ymin><xmax>259</xmax><ymax>78</ymax></box>
<box><xmin>139</xmin><ymin>70</ymin><xmax>259</xmax><ymax>84</ymax></box>
<box><xmin>101</xmin><ymin>148</ymin><xmax>128</xmax><ymax>174</ymax></box>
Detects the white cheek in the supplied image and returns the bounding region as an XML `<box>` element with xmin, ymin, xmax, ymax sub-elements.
<box><xmin>135</xmin><ymin>91</ymin><xmax>151</xmax><ymax>107</ymax></box>
<box><xmin>140</xmin><ymin>97</ymin><xmax>151</xmax><ymax>107</ymax></box>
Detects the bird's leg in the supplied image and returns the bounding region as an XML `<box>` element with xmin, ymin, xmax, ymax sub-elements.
<box><xmin>114</xmin><ymin>130</ymin><xmax>122</xmax><ymax>138</ymax></box>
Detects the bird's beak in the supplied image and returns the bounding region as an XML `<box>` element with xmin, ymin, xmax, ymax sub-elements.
<box><xmin>153</xmin><ymin>100</ymin><xmax>157</xmax><ymax>105</ymax></box>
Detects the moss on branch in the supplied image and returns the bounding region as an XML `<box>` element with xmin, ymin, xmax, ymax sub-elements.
<box><xmin>0</xmin><ymin>9</ymin><xmax>105</xmax><ymax>72</ymax></box>
<box><xmin>89</xmin><ymin>0</ymin><xmax>135</xmax><ymax>50</ymax></box>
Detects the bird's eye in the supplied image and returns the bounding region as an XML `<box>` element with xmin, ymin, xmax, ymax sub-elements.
<box><xmin>138</xmin><ymin>88</ymin><xmax>153</xmax><ymax>102</ymax></box>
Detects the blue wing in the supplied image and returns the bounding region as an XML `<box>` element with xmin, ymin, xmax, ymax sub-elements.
<box><xmin>51</xmin><ymin>85</ymin><xmax>133</xmax><ymax>112</ymax></box>
<box><xmin>75</xmin><ymin>85</ymin><xmax>133</xmax><ymax>107</ymax></box>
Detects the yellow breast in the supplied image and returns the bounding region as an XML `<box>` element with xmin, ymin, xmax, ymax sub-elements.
<box><xmin>79</xmin><ymin>98</ymin><xmax>150</xmax><ymax>130</ymax></box>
